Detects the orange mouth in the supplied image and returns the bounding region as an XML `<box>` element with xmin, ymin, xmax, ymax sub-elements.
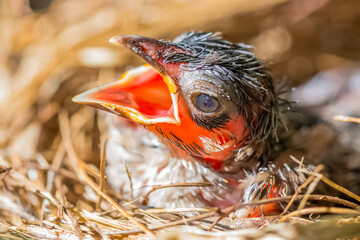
<box><xmin>73</xmin><ymin>65</ymin><xmax>180</xmax><ymax>125</ymax></box>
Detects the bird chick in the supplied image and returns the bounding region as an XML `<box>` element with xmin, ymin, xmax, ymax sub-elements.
<box><xmin>73</xmin><ymin>32</ymin><xmax>358</xmax><ymax>217</ymax></box>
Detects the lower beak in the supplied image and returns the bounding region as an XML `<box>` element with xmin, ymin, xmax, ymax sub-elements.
<box><xmin>73</xmin><ymin>35</ymin><xmax>182</xmax><ymax>125</ymax></box>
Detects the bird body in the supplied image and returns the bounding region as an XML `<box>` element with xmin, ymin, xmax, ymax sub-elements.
<box><xmin>73</xmin><ymin>32</ymin><xmax>359</xmax><ymax>216</ymax></box>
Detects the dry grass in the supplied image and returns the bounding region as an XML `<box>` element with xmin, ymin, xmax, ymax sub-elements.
<box><xmin>0</xmin><ymin>0</ymin><xmax>359</xmax><ymax>239</ymax></box>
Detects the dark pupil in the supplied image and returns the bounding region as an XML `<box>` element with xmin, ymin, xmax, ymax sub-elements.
<box><xmin>196</xmin><ymin>94</ymin><xmax>220</xmax><ymax>113</ymax></box>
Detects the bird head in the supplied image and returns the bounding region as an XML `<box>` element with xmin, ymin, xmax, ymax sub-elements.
<box><xmin>73</xmin><ymin>32</ymin><xmax>281</xmax><ymax>171</ymax></box>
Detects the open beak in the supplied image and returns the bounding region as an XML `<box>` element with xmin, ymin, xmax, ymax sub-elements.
<box><xmin>73</xmin><ymin>35</ymin><xmax>183</xmax><ymax>125</ymax></box>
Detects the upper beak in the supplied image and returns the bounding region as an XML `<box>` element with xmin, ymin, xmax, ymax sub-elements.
<box><xmin>110</xmin><ymin>35</ymin><xmax>183</xmax><ymax>77</ymax></box>
<box><xmin>73</xmin><ymin>35</ymin><xmax>183</xmax><ymax>125</ymax></box>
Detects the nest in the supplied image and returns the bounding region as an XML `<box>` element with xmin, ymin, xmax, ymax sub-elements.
<box><xmin>0</xmin><ymin>0</ymin><xmax>359</xmax><ymax>239</ymax></box>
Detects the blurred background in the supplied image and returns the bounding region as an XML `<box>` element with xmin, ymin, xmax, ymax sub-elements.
<box><xmin>0</xmin><ymin>0</ymin><xmax>359</xmax><ymax>237</ymax></box>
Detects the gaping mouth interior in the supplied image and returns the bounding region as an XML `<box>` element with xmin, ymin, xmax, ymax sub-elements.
<box><xmin>95</xmin><ymin>66</ymin><xmax>173</xmax><ymax>118</ymax></box>
<box><xmin>73</xmin><ymin>65</ymin><xmax>180</xmax><ymax>125</ymax></box>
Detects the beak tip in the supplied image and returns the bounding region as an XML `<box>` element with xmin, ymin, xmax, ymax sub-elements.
<box><xmin>72</xmin><ymin>91</ymin><xmax>91</xmax><ymax>104</ymax></box>
<box><xmin>109</xmin><ymin>36</ymin><xmax>122</xmax><ymax>46</ymax></box>
<box><xmin>109</xmin><ymin>35</ymin><xmax>136</xmax><ymax>47</ymax></box>
<box><xmin>72</xmin><ymin>94</ymin><xmax>82</xmax><ymax>103</ymax></box>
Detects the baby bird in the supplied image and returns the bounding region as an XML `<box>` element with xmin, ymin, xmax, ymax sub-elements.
<box><xmin>73</xmin><ymin>32</ymin><xmax>358</xmax><ymax>217</ymax></box>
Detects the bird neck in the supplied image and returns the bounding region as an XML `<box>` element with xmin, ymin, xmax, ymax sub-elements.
<box><xmin>158</xmin><ymin>131</ymin><xmax>274</xmax><ymax>175</ymax></box>
<box><xmin>144</xmin><ymin>100</ymin><xmax>278</xmax><ymax>173</ymax></box>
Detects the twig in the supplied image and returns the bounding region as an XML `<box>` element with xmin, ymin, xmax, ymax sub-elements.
<box><xmin>278</xmin><ymin>207</ymin><xmax>359</xmax><ymax>222</ymax></box>
<box><xmin>133</xmin><ymin>210</ymin><xmax>168</xmax><ymax>224</ymax></box>
<box><xmin>64</xmin><ymin>206</ymin><xmax>84</xmax><ymax>240</ymax></box>
<box><xmin>142</xmin><ymin>207</ymin><xmax>218</xmax><ymax>214</ymax></box>
<box><xmin>221</xmin><ymin>194</ymin><xmax>360</xmax><ymax>215</ymax></box>
<box><xmin>58</xmin><ymin>111</ymin><xmax>82</xmax><ymax>181</ymax></box>
<box><xmin>0</xmin><ymin>165</ymin><xmax>11</xmax><ymax>190</ymax></box>
<box><xmin>290</xmin><ymin>155</ymin><xmax>304</xmax><ymax>168</ymax></box>
<box><xmin>91</xmin><ymin>223</ymin><xmax>111</xmax><ymax>240</ymax></box>
<box><xmin>83</xmin><ymin>164</ymin><xmax>102</xmax><ymax>178</ymax></box>
<box><xmin>53</xmin><ymin>174</ymin><xmax>84</xmax><ymax>240</ymax></box>
<box><xmin>52</xmin><ymin>142</ymin><xmax>65</xmax><ymax>171</ymax></box>
<box><xmin>307</xmin><ymin>195</ymin><xmax>360</xmax><ymax>209</ymax></box>
<box><xmin>142</xmin><ymin>182</ymin><xmax>213</xmax><ymax>205</ymax></box>
<box><xmin>293</xmin><ymin>161</ymin><xmax>360</xmax><ymax>202</ymax></box>
<box><xmin>121</xmin><ymin>152</ymin><xmax>134</xmax><ymax>201</ymax></box>
<box><xmin>8</xmin><ymin>172</ymin><xmax>62</xmax><ymax>210</ymax></box>
<box><xmin>0</xmin><ymin>165</ymin><xmax>11</xmax><ymax>174</ymax></box>
<box><xmin>333</xmin><ymin>115</ymin><xmax>360</xmax><ymax>124</ymax></box>
<box><xmin>208</xmin><ymin>216</ymin><xmax>224</xmax><ymax>231</ymax></box>
<box><xmin>319</xmin><ymin>175</ymin><xmax>360</xmax><ymax>202</ymax></box>
<box><xmin>80</xmin><ymin>210</ymin><xmax>134</xmax><ymax>231</ymax></box>
<box><xmin>298</xmin><ymin>170</ymin><xmax>322</xmax><ymax>210</ymax></box>
<box><xmin>107</xmin><ymin>211</ymin><xmax>217</xmax><ymax>236</ymax></box>
<box><xmin>41</xmin><ymin>166</ymin><xmax>55</xmax><ymax>222</ymax></box>
<box><xmin>37</xmin><ymin>102</ymin><xmax>59</xmax><ymax>123</ymax></box>
<box><xmin>96</xmin><ymin>138</ymin><xmax>108</xmax><ymax>211</ymax></box>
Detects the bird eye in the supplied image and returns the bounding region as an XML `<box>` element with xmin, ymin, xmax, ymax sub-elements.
<box><xmin>195</xmin><ymin>94</ymin><xmax>220</xmax><ymax>113</ymax></box>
